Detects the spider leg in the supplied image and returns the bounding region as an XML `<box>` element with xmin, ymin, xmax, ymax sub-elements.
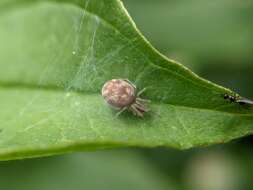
<box><xmin>129</xmin><ymin>106</ymin><xmax>137</xmax><ymax>116</ymax></box>
<box><xmin>115</xmin><ymin>107</ymin><xmax>127</xmax><ymax>117</ymax></box>
<box><xmin>130</xmin><ymin>104</ymin><xmax>144</xmax><ymax>117</ymax></box>
<box><xmin>137</xmin><ymin>87</ymin><xmax>147</xmax><ymax>96</ymax></box>
<box><xmin>123</xmin><ymin>79</ymin><xmax>136</xmax><ymax>89</ymax></box>
<box><xmin>136</xmin><ymin>97</ymin><xmax>151</xmax><ymax>103</ymax></box>
<box><xmin>135</xmin><ymin>101</ymin><xmax>150</xmax><ymax>112</ymax></box>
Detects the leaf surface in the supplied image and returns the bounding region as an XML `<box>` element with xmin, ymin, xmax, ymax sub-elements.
<box><xmin>0</xmin><ymin>0</ymin><xmax>252</xmax><ymax>160</ymax></box>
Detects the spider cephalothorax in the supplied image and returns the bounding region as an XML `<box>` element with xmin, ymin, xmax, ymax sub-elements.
<box><xmin>102</xmin><ymin>79</ymin><xmax>149</xmax><ymax>117</ymax></box>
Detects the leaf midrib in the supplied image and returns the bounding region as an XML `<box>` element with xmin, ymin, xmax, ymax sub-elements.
<box><xmin>1</xmin><ymin>82</ymin><xmax>253</xmax><ymax>117</ymax></box>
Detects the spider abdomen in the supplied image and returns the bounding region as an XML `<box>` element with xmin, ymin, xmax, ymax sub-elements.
<box><xmin>102</xmin><ymin>79</ymin><xmax>136</xmax><ymax>109</ymax></box>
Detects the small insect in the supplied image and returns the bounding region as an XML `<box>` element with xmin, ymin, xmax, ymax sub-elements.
<box><xmin>224</xmin><ymin>93</ymin><xmax>253</xmax><ymax>106</ymax></box>
<box><xmin>102</xmin><ymin>79</ymin><xmax>150</xmax><ymax>117</ymax></box>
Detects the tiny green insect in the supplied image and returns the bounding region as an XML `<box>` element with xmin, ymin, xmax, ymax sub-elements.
<box><xmin>102</xmin><ymin>79</ymin><xmax>150</xmax><ymax>117</ymax></box>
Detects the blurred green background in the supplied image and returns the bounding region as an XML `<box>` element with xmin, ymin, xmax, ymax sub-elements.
<box><xmin>1</xmin><ymin>0</ymin><xmax>253</xmax><ymax>189</ymax></box>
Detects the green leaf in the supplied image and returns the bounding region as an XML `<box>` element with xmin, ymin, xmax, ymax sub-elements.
<box><xmin>0</xmin><ymin>0</ymin><xmax>252</xmax><ymax>161</ymax></box>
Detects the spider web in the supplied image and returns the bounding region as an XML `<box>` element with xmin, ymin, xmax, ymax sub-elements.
<box><xmin>1</xmin><ymin>0</ymin><xmax>148</xmax><ymax>143</ymax></box>
<box><xmin>17</xmin><ymin>1</ymin><xmax>108</xmax><ymax>140</ymax></box>
<box><xmin>0</xmin><ymin>0</ymin><xmax>167</xmax><ymax>149</ymax></box>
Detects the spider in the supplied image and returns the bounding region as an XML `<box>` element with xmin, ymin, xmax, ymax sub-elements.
<box><xmin>102</xmin><ymin>79</ymin><xmax>150</xmax><ymax>117</ymax></box>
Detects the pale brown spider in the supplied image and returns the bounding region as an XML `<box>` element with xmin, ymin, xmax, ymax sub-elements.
<box><xmin>102</xmin><ymin>79</ymin><xmax>150</xmax><ymax>117</ymax></box>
